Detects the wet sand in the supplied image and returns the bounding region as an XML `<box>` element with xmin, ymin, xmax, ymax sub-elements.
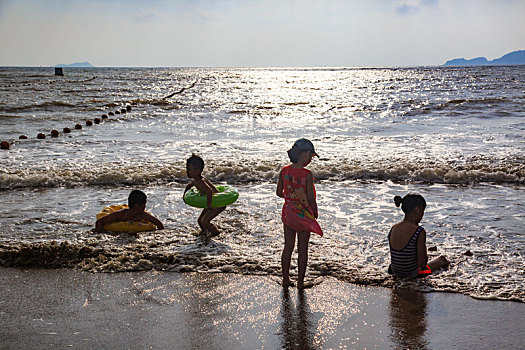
<box><xmin>0</xmin><ymin>268</ymin><xmax>523</xmax><ymax>349</ymax></box>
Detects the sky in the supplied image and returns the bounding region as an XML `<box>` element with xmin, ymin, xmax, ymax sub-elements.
<box><xmin>0</xmin><ymin>0</ymin><xmax>524</xmax><ymax>67</ymax></box>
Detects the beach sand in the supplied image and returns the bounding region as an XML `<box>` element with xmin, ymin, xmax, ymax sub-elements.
<box><xmin>0</xmin><ymin>267</ymin><xmax>523</xmax><ymax>349</ymax></box>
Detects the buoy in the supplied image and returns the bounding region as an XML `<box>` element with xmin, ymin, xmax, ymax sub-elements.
<box><xmin>50</xmin><ymin>130</ymin><xmax>59</xmax><ymax>137</ymax></box>
<box><xmin>101</xmin><ymin>114</ymin><xmax>108</xmax><ymax>119</ymax></box>
<box><xmin>75</xmin><ymin>124</ymin><xmax>82</xmax><ymax>130</ymax></box>
<box><xmin>0</xmin><ymin>141</ymin><xmax>9</xmax><ymax>150</ymax></box>
<box><xmin>94</xmin><ymin>118</ymin><xmax>101</xmax><ymax>124</ymax></box>
<box><xmin>19</xmin><ymin>135</ymin><xmax>28</xmax><ymax>139</ymax></box>
<box><xmin>115</xmin><ymin>110</ymin><xmax>120</xmax><ymax>115</ymax></box>
<box><xmin>63</xmin><ymin>127</ymin><xmax>71</xmax><ymax>133</ymax></box>
<box><xmin>108</xmin><ymin>112</ymin><xmax>114</xmax><ymax>116</ymax></box>
<box><xmin>86</xmin><ymin>120</ymin><xmax>93</xmax><ymax>126</ymax></box>
<box><xmin>37</xmin><ymin>133</ymin><xmax>46</xmax><ymax>139</ymax></box>
<box><xmin>120</xmin><ymin>109</ymin><xmax>126</xmax><ymax>114</ymax></box>
<box><xmin>126</xmin><ymin>105</ymin><xmax>132</xmax><ymax>111</ymax></box>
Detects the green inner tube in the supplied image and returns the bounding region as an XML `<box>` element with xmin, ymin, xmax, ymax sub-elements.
<box><xmin>184</xmin><ymin>185</ymin><xmax>239</xmax><ymax>208</ymax></box>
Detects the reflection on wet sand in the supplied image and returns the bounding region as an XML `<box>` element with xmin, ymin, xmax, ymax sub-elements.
<box><xmin>279</xmin><ymin>289</ymin><xmax>316</xmax><ymax>349</ymax></box>
<box><xmin>389</xmin><ymin>287</ymin><xmax>429</xmax><ymax>349</ymax></box>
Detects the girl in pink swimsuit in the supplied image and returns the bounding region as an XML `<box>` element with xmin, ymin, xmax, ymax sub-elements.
<box><xmin>276</xmin><ymin>138</ymin><xmax>323</xmax><ymax>289</ymax></box>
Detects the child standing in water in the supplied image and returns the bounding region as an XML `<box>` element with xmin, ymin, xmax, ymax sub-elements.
<box><xmin>388</xmin><ymin>193</ymin><xmax>449</xmax><ymax>278</ymax></box>
<box><xmin>184</xmin><ymin>154</ymin><xmax>225</xmax><ymax>237</ymax></box>
<box><xmin>276</xmin><ymin>138</ymin><xmax>323</xmax><ymax>289</ymax></box>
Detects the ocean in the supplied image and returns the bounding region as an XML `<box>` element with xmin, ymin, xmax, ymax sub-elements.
<box><xmin>0</xmin><ymin>66</ymin><xmax>523</xmax><ymax>302</ymax></box>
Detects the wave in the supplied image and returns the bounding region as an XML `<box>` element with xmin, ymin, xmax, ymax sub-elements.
<box><xmin>0</xmin><ymin>76</ymin><xmax>97</xmax><ymax>89</ymax></box>
<box><xmin>411</xmin><ymin>96</ymin><xmax>517</xmax><ymax>115</ymax></box>
<box><xmin>1</xmin><ymin>157</ymin><xmax>523</xmax><ymax>190</ymax></box>
<box><xmin>0</xmin><ymin>164</ymin><xmax>187</xmax><ymax>190</ymax></box>
<box><xmin>0</xmin><ymin>114</ymin><xmax>23</xmax><ymax>120</ymax></box>
<box><xmin>0</xmin><ymin>241</ymin><xmax>521</xmax><ymax>302</ymax></box>
<box><xmin>0</xmin><ymin>100</ymin><xmax>76</xmax><ymax>113</ymax></box>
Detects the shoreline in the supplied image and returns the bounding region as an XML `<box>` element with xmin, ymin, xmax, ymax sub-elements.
<box><xmin>1</xmin><ymin>238</ymin><xmax>523</xmax><ymax>303</ymax></box>
<box><xmin>1</xmin><ymin>267</ymin><xmax>523</xmax><ymax>349</ymax></box>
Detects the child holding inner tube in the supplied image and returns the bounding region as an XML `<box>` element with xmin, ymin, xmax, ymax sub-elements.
<box><xmin>95</xmin><ymin>190</ymin><xmax>164</xmax><ymax>233</ymax></box>
<box><xmin>388</xmin><ymin>193</ymin><xmax>449</xmax><ymax>278</ymax></box>
<box><xmin>276</xmin><ymin>138</ymin><xmax>323</xmax><ymax>289</ymax></box>
<box><xmin>184</xmin><ymin>154</ymin><xmax>225</xmax><ymax>237</ymax></box>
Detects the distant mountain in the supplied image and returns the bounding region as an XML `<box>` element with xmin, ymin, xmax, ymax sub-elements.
<box><xmin>54</xmin><ymin>62</ymin><xmax>95</xmax><ymax>68</ymax></box>
<box><xmin>444</xmin><ymin>50</ymin><xmax>525</xmax><ymax>66</ymax></box>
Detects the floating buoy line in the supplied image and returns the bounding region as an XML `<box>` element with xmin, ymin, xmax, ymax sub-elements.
<box><xmin>1</xmin><ymin>79</ymin><xmax>198</xmax><ymax>150</ymax></box>
<box><xmin>0</xmin><ymin>105</ymin><xmax>133</xmax><ymax>148</ymax></box>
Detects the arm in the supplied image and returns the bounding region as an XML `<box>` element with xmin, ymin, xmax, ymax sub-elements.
<box><xmin>95</xmin><ymin>218</ymin><xmax>105</xmax><ymax>233</ymax></box>
<box><xmin>183</xmin><ymin>180</ymin><xmax>196</xmax><ymax>203</ymax></box>
<box><xmin>306</xmin><ymin>172</ymin><xmax>318</xmax><ymax>219</ymax></box>
<box><xmin>203</xmin><ymin>177</ymin><xmax>219</xmax><ymax>193</ymax></box>
<box><xmin>417</xmin><ymin>229</ymin><xmax>429</xmax><ymax>269</ymax></box>
<box><xmin>139</xmin><ymin>212</ymin><xmax>164</xmax><ymax>230</ymax></box>
<box><xmin>94</xmin><ymin>210</ymin><xmax>126</xmax><ymax>233</ymax></box>
<box><xmin>184</xmin><ymin>180</ymin><xmax>195</xmax><ymax>194</ymax></box>
<box><xmin>276</xmin><ymin>169</ymin><xmax>284</xmax><ymax>198</ymax></box>
<box><xmin>195</xmin><ymin>178</ymin><xmax>215</xmax><ymax>209</ymax></box>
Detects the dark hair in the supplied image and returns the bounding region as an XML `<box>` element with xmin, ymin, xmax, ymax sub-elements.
<box><xmin>287</xmin><ymin>146</ymin><xmax>310</xmax><ymax>163</ymax></box>
<box><xmin>287</xmin><ymin>138</ymin><xmax>316</xmax><ymax>163</ymax></box>
<box><xmin>186</xmin><ymin>154</ymin><xmax>204</xmax><ymax>172</ymax></box>
<box><xmin>287</xmin><ymin>146</ymin><xmax>302</xmax><ymax>163</ymax></box>
<box><xmin>394</xmin><ymin>193</ymin><xmax>426</xmax><ymax>214</ymax></box>
<box><xmin>128</xmin><ymin>190</ymin><xmax>147</xmax><ymax>208</ymax></box>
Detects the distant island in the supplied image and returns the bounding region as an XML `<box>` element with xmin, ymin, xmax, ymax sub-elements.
<box><xmin>444</xmin><ymin>50</ymin><xmax>525</xmax><ymax>66</ymax></box>
<box><xmin>54</xmin><ymin>62</ymin><xmax>95</xmax><ymax>68</ymax></box>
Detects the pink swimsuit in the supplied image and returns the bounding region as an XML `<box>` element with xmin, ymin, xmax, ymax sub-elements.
<box><xmin>281</xmin><ymin>165</ymin><xmax>323</xmax><ymax>236</ymax></box>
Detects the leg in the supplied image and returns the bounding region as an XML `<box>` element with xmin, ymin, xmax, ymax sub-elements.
<box><xmin>428</xmin><ymin>255</ymin><xmax>450</xmax><ymax>272</ymax></box>
<box><xmin>197</xmin><ymin>209</ymin><xmax>209</xmax><ymax>235</ymax></box>
<box><xmin>296</xmin><ymin>231</ymin><xmax>311</xmax><ymax>289</ymax></box>
<box><xmin>200</xmin><ymin>206</ymin><xmax>226</xmax><ymax>236</ymax></box>
<box><xmin>281</xmin><ymin>225</ymin><xmax>296</xmax><ymax>288</ymax></box>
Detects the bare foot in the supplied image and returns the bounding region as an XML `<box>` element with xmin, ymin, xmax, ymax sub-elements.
<box><xmin>439</xmin><ymin>255</ymin><xmax>450</xmax><ymax>267</ymax></box>
<box><xmin>282</xmin><ymin>279</ymin><xmax>294</xmax><ymax>288</ymax></box>
<box><xmin>428</xmin><ymin>255</ymin><xmax>451</xmax><ymax>272</ymax></box>
<box><xmin>298</xmin><ymin>282</ymin><xmax>316</xmax><ymax>289</ymax></box>
<box><xmin>297</xmin><ymin>278</ymin><xmax>320</xmax><ymax>290</ymax></box>
<box><xmin>208</xmin><ymin>226</ymin><xmax>220</xmax><ymax>237</ymax></box>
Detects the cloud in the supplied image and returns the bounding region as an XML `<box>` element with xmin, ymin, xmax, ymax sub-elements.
<box><xmin>395</xmin><ymin>2</ymin><xmax>419</xmax><ymax>15</ymax></box>
<box><xmin>395</xmin><ymin>0</ymin><xmax>439</xmax><ymax>15</ymax></box>
<box><xmin>133</xmin><ymin>11</ymin><xmax>164</xmax><ymax>22</ymax></box>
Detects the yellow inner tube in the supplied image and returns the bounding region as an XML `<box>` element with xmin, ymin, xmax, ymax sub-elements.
<box><xmin>96</xmin><ymin>204</ymin><xmax>157</xmax><ymax>233</ymax></box>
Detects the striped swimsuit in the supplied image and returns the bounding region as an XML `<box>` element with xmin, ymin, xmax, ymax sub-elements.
<box><xmin>389</xmin><ymin>226</ymin><xmax>423</xmax><ymax>277</ymax></box>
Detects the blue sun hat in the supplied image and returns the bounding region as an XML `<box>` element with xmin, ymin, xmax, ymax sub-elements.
<box><xmin>293</xmin><ymin>138</ymin><xmax>318</xmax><ymax>157</ymax></box>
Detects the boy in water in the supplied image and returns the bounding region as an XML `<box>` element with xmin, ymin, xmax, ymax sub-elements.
<box><xmin>95</xmin><ymin>190</ymin><xmax>164</xmax><ymax>232</ymax></box>
<box><xmin>183</xmin><ymin>154</ymin><xmax>225</xmax><ymax>237</ymax></box>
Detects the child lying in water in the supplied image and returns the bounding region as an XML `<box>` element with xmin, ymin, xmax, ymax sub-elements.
<box><xmin>95</xmin><ymin>190</ymin><xmax>164</xmax><ymax>233</ymax></box>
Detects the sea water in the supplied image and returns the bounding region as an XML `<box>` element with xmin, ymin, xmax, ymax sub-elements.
<box><xmin>0</xmin><ymin>66</ymin><xmax>523</xmax><ymax>302</ymax></box>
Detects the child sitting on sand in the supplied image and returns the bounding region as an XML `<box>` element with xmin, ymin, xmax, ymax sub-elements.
<box><xmin>388</xmin><ymin>193</ymin><xmax>449</xmax><ymax>278</ymax></box>
<box><xmin>276</xmin><ymin>138</ymin><xmax>323</xmax><ymax>289</ymax></box>
<box><xmin>183</xmin><ymin>154</ymin><xmax>226</xmax><ymax>237</ymax></box>
<box><xmin>95</xmin><ymin>190</ymin><xmax>164</xmax><ymax>232</ymax></box>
